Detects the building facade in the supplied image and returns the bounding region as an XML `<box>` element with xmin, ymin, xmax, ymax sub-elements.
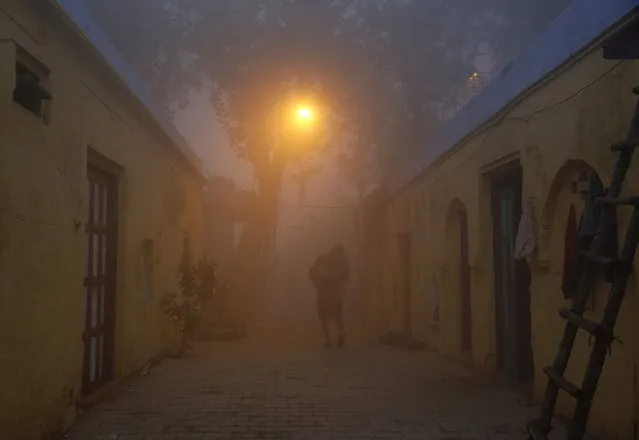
<box><xmin>0</xmin><ymin>1</ymin><xmax>205</xmax><ymax>439</ymax></box>
<box><xmin>372</xmin><ymin>1</ymin><xmax>639</xmax><ymax>439</ymax></box>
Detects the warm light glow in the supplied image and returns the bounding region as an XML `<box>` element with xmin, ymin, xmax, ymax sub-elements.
<box><xmin>295</xmin><ymin>106</ymin><xmax>314</xmax><ymax>122</ymax></box>
<box><xmin>273</xmin><ymin>97</ymin><xmax>322</xmax><ymax>146</ymax></box>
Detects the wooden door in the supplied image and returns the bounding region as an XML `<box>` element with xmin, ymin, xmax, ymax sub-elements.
<box><xmin>83</xmin><ymin>165</ymin><xmax>118</xmax><ymax>393</ymax></box>
<box><xmin>491</xmin><ymin>162</ymin><xmax>532</xmax><ymax>382</ymax></box>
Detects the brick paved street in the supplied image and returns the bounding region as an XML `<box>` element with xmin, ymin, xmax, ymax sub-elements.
<box><xmin>66</xmin><ymin>335</ymin><xmax>536</xmax><ymax>440</ymax></box>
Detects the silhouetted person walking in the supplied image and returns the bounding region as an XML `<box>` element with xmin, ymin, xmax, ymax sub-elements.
<box><xmin>308</xmin><ymin>244</ymin><xmax>349</xmax><ymax>348</ymax></box>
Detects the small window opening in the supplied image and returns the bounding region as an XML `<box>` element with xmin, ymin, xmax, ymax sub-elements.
<box><xmin>12</xmin><ymin>50</ymin><xmax>52</xmax><ymax>121</ymax></box>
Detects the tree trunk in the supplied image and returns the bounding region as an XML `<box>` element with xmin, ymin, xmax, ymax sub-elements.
<box><xmin>227</xmin><ymin>158</ymin><xmax>284</xmax><ymax>334</ymax></box>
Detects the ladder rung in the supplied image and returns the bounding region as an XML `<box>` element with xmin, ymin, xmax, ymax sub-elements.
<box><xmin>559</xmin><ymin>308</ymin><xmax>604</xmax><ymax>336</ymax></box>
<box><xmin>528</xmin><ymin>421</ymin><xmax>548</xmax><ymax>440</ymax></box>
<box><xmin>544</xmin><ymin>366</ymin><xmax>582</xmax><ymax>398</ymax></box>
<box><xmin>581</xmin><ymin>250</ymin><xmax>615</xmax><ymax>266</ymax></box>
<box><xmin>611</xmin><ymin>138</ymin><xmax>639</xmax><ymax>152</ymax></box>
<box><xmin>597</xmin><ymin>196</ymin><xmax>639</xmax><ymax>207</ymax></box>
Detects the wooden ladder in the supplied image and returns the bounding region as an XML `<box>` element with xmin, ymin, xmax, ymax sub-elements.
<box><xmin>528</xmin><ymin>85</ymin><xmax>639</xmax><ymax>440</ymax></box>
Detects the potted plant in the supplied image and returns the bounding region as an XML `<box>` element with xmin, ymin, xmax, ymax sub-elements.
<box><xmin>162</xmin><ymin>233</ymin><xmax>218</xmax><ymax>356</ymax></box>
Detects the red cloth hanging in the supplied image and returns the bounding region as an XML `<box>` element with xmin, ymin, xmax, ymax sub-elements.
<box><xmin>561</xmin><ymin>204</ymin><xmax>578</xmax><ymax>298</ymax></box>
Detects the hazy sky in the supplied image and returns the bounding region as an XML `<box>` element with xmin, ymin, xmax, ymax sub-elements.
<box><xmin>172</xmin><ymin>90</ymin><xmax>253</xmax><ymax>190</ymax></box>
<box><xmin>172</xmin><ymin>85</ymin><xmax>361</xmax><ymax>210</ymax></box>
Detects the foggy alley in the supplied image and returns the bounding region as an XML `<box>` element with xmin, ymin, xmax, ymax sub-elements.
<box><xmin>65</xmin><ymin>332</ymin><xmax>534</xmax><ymax>440</ymax></box>
<box><xmin>5</xmin><ymin>1</ymin><xmax>639</xmax><ymax>439</ymax></box>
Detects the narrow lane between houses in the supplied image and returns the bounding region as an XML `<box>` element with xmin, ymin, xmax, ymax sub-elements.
<box><xmin>66</xmin><ymin>334</ymin><xmax>537</xmax><ymax>440</ymax></box>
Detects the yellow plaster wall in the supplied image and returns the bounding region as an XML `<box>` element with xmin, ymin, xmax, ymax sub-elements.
<box><xmin>0</xmin><ymin>2</ymin><xmax>204</xmax><ymax>439</ymax></box>
<box><xmin>380</xmin><ymin>46</ymin><xmax>639</xmax><ymax>439</ymax></box>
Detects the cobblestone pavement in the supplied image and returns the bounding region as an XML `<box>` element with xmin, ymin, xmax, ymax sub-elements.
<box><xmin>66</xmin><ymin>335</ymin><xmax>536</xmax><ymax>440</ymax></box>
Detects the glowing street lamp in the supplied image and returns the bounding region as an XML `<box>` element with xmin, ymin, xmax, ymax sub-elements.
<box><xmin>295</xmin><ymin>106</ymin><xmax>314</xmax><ymax>122</ymax></box>
<box><xmin>287</xmin><ymin>103</ymin><xmax>318</xmax><ymax>147</ymax></box>
<box><xmin>270</xmin><ymin>93</ymin><xmax>327</xmax><ymax>158</ymax></box>
<box><xmin>274</xmin><ymin>99</ymin><xmax>317</xmax><ymax>139</ymax></box>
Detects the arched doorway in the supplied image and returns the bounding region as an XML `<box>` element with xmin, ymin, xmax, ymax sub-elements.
<box><xmin>397</xmin><ymin>231</ymin><xmax>413</xmax><ymax>340</ymax></box>
<box><xmin>459</xmin><ymin>208</ymin><xmax>472</xmax><ymax>353</ymax></box>
<box><xmin>540</xmin><ymin>162</ymin><xmax>609</xmax><ymax>300</ymax></box>
<box><xmin>447</xmin><ymin>200</ymin><xmax>472</xmax><ymax>354</ymax></box>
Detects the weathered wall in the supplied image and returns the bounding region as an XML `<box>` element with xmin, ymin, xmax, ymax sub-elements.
<box><xmin>0</xmin><ymin>2</ymin><xmax>203</xmax><ymax>439</ymax></box>
<box><xmin>379</xmin><ymin>43</ymin><xmax>639</xmax><ymax>439</ymax></box>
